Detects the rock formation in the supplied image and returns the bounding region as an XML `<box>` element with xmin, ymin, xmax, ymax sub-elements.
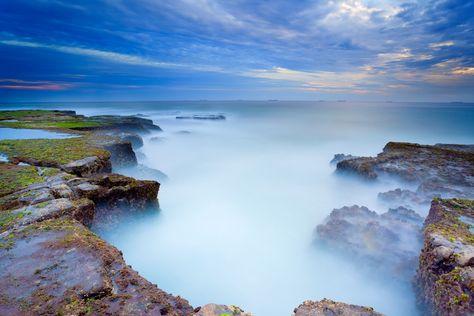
<box><xmin>336</xmin><ymin>142</ymin><xmax>474</xmax><ymax>209</ymax></box>
<box><xmin>294</xmin><ymin>299</ymin><xmax>383</xmax><ymax>316</ymax></box>
<box><xmin>415</xmin><ymin>198</ymin><xmax>474</xmax><ymax>315</ymax></box>
<box><xmin>176</xmin><ymin>114</ymin><xmax>225</xmax><ymax>120</ymax></box>
<box><xmin>315</xmin><ymin>205</ymin><xmax>423</xmax><ymax>278</ymax></box>
<box><xmin>194</xmin><ymin>304</ymin><xmax>251</xmax><ymax>316</ymax></box>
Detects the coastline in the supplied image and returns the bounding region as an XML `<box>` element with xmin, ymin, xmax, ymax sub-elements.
<box><xmin>0</xmin><ymin>109</ymin><xmax>473</xmax><ymax>315</ymax></box>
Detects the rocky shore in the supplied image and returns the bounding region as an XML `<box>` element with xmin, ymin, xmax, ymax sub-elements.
<box><xmin>1</xmin><ymin>111</ymin><xmax>472</xmax><ymax>315</ymax></box>
<box><xmin>415</xmin><ymin>198</ymin><xmax>473</xmax><ymax>315</ymax></box>
<box><xmin>319</xmin><ymin>142</ymin><xmax>474</xmax><ymax>314</ymax></box>
<box><xmin>0</xmin><ymin>110</ymin><xmax>258</xmax><ymax>315</ymax></box>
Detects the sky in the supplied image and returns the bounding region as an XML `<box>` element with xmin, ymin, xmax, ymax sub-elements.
<box><xmin>0</xmin><ymin>0</ymin><xmax>473</xmax><ymax>102</ymax></box>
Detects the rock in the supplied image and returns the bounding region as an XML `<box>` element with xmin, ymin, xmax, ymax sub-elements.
<box><xmin>378</xmin><ymin>188</ymin><xmax>430</xmax><ymax>209</ymax></box>
<box><xmin>102</xmin><ymin>141</ymin><xmax>137</xmax><ymax>167</ymax></box>
<box><xmin>88</xmin><ymin>115</ymin><xmax>162</xmax><ymax>133</ymax></box>
<box><xmin>150</xmin><ymin>136</ymin><xmax>165</xmax><ymax>143</ymax></box>
<box><xmin>0</xmin><ymin>219</ymin><xmax>193</xmax><ymax>315</ymax></box>
<box><xmin>115</xmin><ymin>164</ymin><xmax>169</xmax><ymax>183</ymax></box>
<box><xmin>195</xmin><ymin>304</ymin><xmax>251</xmax><ymax>316</ymax></box>
<box><xmin>176</xmin><ymin>114</ymin><xmax>225</xmax><ymax>120</ymax></box>
<box><xmin>415</xmin><ymin>198</ymin><xmax>474</xmax><ymax>315</ymax></box>
<box><xmin>380</xmin><ymin>206</ymin><xmax>424</xmax><ymax>225</ymax></box>
<box><xmin>294</xmin><ymin>299</ymin><xmax>383</xmax><ymax>316</ymax></box>
<box><xmin>120</xmin><ymin>132</ymin><xmax>144</xmax><ymax>149</ymax></box>
<box><xmin>61</xmin><ymin>156</ymin><xmax>112</xmax><ymax>177</ymax></box>
<box><xmin>315</xmin><ymin>205</ymin><xmax>423</xmax><ymax>278</ymax></box>
<box><xmin>336</xmin><ymin>142</ymin><xmax>474</xmax><ymax>207</ymax></box>
<box><xmin>330</xmin><ymin>154</ymin><xmax>359</xmax><ymax>164</ymax></box>
<box><xmin>434</xmin><ymin>144</ymin><xmax>474</xmax><ymax>153</ymax></box>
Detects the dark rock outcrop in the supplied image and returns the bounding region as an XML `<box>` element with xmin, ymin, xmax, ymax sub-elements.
<box><xmin>0</xmin><ymin>163</ymin><xmax>193</xmax><ymax>315</ymax></box>
<box><xmin>415</xmin><ymin>198</ymin><xmax>474</xmax><ymax>315</ymax></box>
<box><xmin>294</xmin><ymin>299</ymin><xmax>383</xmax><ymax>316</ymax></box>
<box><xmin>330</xmin><ymin>153</ymin><xmax>359</xmax><ymax>165</ymax></box>
<box><xmin>176</xmin><ymin>114</ymin><xmax>225</xmax><ymax>120</ymax></box>
<box><xmin>61</xmin><ymin>156</ymin><xmax>112</xmax><ymax>177</ymax></box>
<box><xmin>194</xmin><ymin>304</ymin><xmax>250</xmax><ymax>316</ymax></box>
<box><xmin>88</xmin><ymin>115</ymin><xmax>162</xmax><ymax>133</ymax></box>
<box><xmin>0</xmin><ymin>218</ymin><xmax>193</xmax><ymax>315</ymax></box>
<box><xmin>336</xmin><ymin>142</ymin><xmax>474</xmax><ymax>208</ymax></box>
<box><xmin>316</xmin><ymin>205</ymin><xmax>423</xmax><ymax>278</ymax></box>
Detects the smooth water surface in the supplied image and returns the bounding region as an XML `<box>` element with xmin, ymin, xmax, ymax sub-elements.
<box><xmin>0</xmin><ymin>128</ymin><xmax>73</xmax><ymax>140</ymax></box>
<box><xmin>3</xmin><ymin>101</ymin><xmax>474</xmax><ymax>315</ymax></box>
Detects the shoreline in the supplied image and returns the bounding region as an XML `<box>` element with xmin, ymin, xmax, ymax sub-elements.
<box><xmin>0</xmin><ymin>109</ymin><xmax>472</xmax><ymax>315</ymax></box>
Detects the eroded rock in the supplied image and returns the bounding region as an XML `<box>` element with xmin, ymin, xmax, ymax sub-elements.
<box><xmin>330</xmin><ymin>153</ymin><xmax>359</xmax><ymax>165</ymax></box>
<box><xmin>0</xmin><ymin>219</ymin><xmax>193</xmax><ymax>315</ymax></box>
<box><xmin>415</xmin><ymin>198</ymin><xmax>474</xmax><ymax>315</ymax></box>
<box><xmin>195</xmin><ymin>303</ymin><xmax>251</xmax><ymax>316</ymax></box>
<box><xmin>336</xmin><ymin>142</ymin><xmax>474</xmax><ymax>208</ymax></box>
<box><xmin>315</xmin><ymin>205</ymin><xmax>423</xmax><ymax>278</ymax></box>
<box><xmin>294</xmin><ymin>299</ymin><xmax>383</xmax><ymax>316</ymax></box>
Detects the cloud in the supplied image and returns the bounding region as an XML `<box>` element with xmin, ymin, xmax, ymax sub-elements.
<box><xmin>429</xmin><ymin>41</ymin><xmax>455</xmax><ymax>49</ymax></box>
<box><xmin>0</xmin><ymin>79</ymin><xmax>72</xmax><ymax>90</ymax></box>
<box><xmin>452</xmin><ymin>67</ymin><xmax>474</xmax><ymax>75</ymax></box>
<box><xmin>0</xmin><ymin>39</ymin><xmax>224</xmax><ymax>73</ymax></box>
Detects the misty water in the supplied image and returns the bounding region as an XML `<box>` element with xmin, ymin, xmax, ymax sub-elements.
<box><xmin>5</xmin><ymin>101</ymin><xmax>474</xmax><ymax>315</ymax></box>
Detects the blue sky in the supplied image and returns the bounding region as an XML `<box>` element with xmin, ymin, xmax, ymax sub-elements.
<box><xmin>0</xmin><ymin>0</ymin><xmax>473</xmax><ymax>102</ymax></box>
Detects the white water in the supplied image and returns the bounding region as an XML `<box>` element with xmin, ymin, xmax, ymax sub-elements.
<box><xmin>7</xmin><ymin>102</ymin><xmax>474</xmax><ymax>315</ymax></box>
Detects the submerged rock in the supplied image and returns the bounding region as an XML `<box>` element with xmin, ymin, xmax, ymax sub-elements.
<box><xmin>294</xmin><ymin>299</ymin><xmax>382</xmax><ymax>316</ymax></box>
<box><xmin>415</xmin><ymin>198</ymin><xmax>474</xmax><ymax>315</ymax></box>
<box><xmin>315</xmin><ymin>205</ymin><xmax>423</xmax><ymax>278</ymax></box>
<box><xmin>176</xmin><ymin>114</ymin><xmax>225</xmax><ymax>120</ymax></box>
<box><xmin>195</xmin><ymin>304</ymin><xmax>251</xmax><ymax>316</ymax></box>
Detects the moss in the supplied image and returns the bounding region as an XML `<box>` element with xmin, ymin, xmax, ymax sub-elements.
<box><xmin>0</xmin><ymin>120</ymin><xmax>103</xmax><ymax>130</ymax></box>
<box><xmin>0</xmin><ymin>137</ymin><xmax>109</xmax><ymax>165</ymax></box>
<box><xmin>0</xmin><ymin>164</ymin><xmax>45</xmax><ymax>197</ymax></box>
<box><xmin>0</xmin><ymin>110</ymin><xmax>57</xmax><ymax>120</ymax></box>
<box><xmin>426</xmin><ymin>199</ymin><xmax>474</xmax><ymax>245</ymax></box>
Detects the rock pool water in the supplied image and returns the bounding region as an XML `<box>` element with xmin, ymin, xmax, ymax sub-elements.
<box><xmin>0</xmin><ymin>128</ymin><xmax>73</xmax><ymax>140</ymax></box>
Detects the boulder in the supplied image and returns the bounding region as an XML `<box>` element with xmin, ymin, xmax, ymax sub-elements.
<box><xmin>294</xmin><ymin>299</ymin><xmax>383</xmax><ymax>316</ymax></box>
<box><xmin>315</xmin><ymin>205</ymin><xmax>423</xmax><ymax>278</ymax></box>
<box><xmin>330</xmin><ymin>154</ymin><xmax>359</xmax><ymax>165</ymax></box>
<box><xmin>61</xmin><ymin>156</ymin><xmax>112</xmax><ymax>177</ymax></box>
<box><xmin>194</xmin><ymin>304</ymin><xmax>251</xmax><ymax>316</ymax></box>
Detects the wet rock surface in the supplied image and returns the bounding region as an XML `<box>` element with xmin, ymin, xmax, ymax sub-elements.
<box><xmin>194</xmin><ymin>303</ymin><xmax>251</xmax><ymax>316</ymax></box>
<box><xmin>330</xmin><ymin>153</ymin><xmax>359</xmax><ymax>165</ymax></box>
<box><xmin>336</xmin><ymin>142</ymin><xmax>474</xmax><ymax>208</ymax></box>
<box><xmin>0</xmin><ymin>219</ymin><xmax>193</xmax><ymax>315</ymax></box>
<box><xmin>415</xmin><ymin>198</ymin><xmax>474</xmax><ymax>315</ymax></box>
<box><xmin>88</xmin><ymin>115</ymin><xmax>163</xmax><ymax>133</ymax></box>
<box><xmin>315</xmin><ymin>205</ymin><xmax>423</xmax><ymax>278</ymax></box>
<box><xmin>176</xmin><ymin>114</ymin><xmax>225</xmax><ymax>120</ymax></box>
<box><xmin>294</xmin><ymin>299</ymin><xmax>383</xmax><ymax>316</ymax></box>
<box><xmin>0</xmin><ymin>110</ymin><xmax>200</xmax><ymax>315</ymax></box>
